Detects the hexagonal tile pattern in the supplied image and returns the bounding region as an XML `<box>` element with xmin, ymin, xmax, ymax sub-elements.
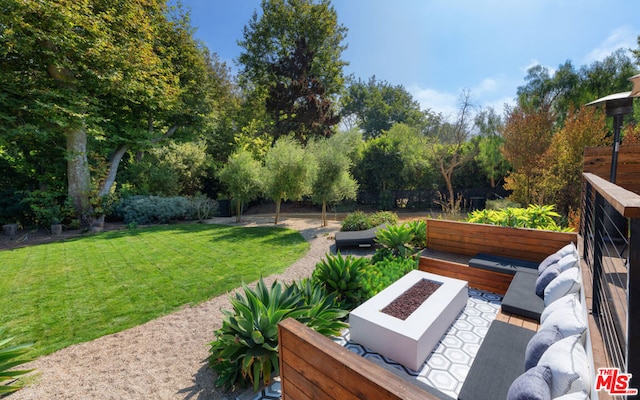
<box><xmin>251</xmin><ymin>288</ymin><xmax>503</xmax><ymax>400</ymax></box>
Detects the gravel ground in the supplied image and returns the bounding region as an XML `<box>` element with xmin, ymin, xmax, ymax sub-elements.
<box><xmin>8</xmin><ymin>215</ymin><xmax>355</xmax><ymax>400</ymax></box>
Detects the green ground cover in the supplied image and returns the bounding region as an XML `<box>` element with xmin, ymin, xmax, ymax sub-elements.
<box><xmin>0</xmin><ymin>224</ymin><xmax>309</xmax><ymax>357</ymax></box>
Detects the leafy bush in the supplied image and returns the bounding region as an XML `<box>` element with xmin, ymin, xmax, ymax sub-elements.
<box><xmin>209</xmin><ymin>278</ymin><xmax>347</xmax><ymax>392</ymax></box>
<box><xmin>311</xmin><ymin>253</ymin><xmax>370</xmax><ymax>310</ymax></box>
<box><xmin>0</xmin><ymin>191</ymin><xmax>29</xmax><ymax>225</ymax></box>
<box><xmin>340</xmin><ymin>210</ymin><xmax>370</xmax><ymax>231</ymax></box>
<box><xmin>19</xmin><ymin>189</ymin><xmax>73</xmax><ymax>227</ymax></box>
<box><xmin>0</xmin><ymin>329</ymin><xmax>33</xmax><ymax>395</ymax></box>
<box><xmin>356</xmin><ymin>256</ymin><xmax>418</xmax><ymax>301</ymax></box>
<box><xmin>112</xmin><ymin>195</ymin><xmax>194</xmax><ymax>224</ymax></box>
<box><xmin>369</xmin><ymin>210</ymin><xmax>399</xmax><ymax>227</ymax></box>
<box><xmin>466</xmin><ymin>204</ymin><xmax>573</xmax><ymax>232</ymax></box>
<box><xmin>340</xmin><ymin>210</ymin><xmax>399</xmax><ymax>231</ymax></box>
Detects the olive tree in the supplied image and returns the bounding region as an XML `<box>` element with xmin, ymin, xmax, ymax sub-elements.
<box><xmin>307</xmin><ymin>135</ymin><xmax>358</xmax><ymax>227</ymax></box>
<box><xmin>262</xmin><ymin>136</ymin><xmax>311</xmax><ymax>224</ymax></box>
<box><xmin>217</xmin><ymin>150</ymin><xmax>263</xmax><ymax>222</ymax></box>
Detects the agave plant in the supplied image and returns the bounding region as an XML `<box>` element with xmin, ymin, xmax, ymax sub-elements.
<box><xmin>209</xmin><ymin>277</ymin><xmax>348</xmax><ymax>392</ymax></box>
<box><xmin>405</xmin><ymin>220</ymin><xmax>427</xmax><ymax>249</ymax></box>
<box><xmin>311</xmin><ymin>253</ymin><xmax>370</xmax><ymax>310</ymax></box>
<box><xmin>289</xmin><ymin>278</ymin><xmax>348</xmax><ymax>336</ymax></box>
<box><xmin>209</xmin><ymin>278</ymin><xmax>301</xmax><ymax>391</ymax></box>
<box><xmin>374</xmin><ymin>224</ymin><xmax>416</xmax><ymax>259</ymax></box>
<box><xmin>0</xmin><ymin>330</ymin><xmax>34</xmax><ymax>395</ymax></box>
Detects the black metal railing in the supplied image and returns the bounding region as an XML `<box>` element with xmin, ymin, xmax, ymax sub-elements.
<box><xmin>581</xmin><ymin>172</ymin><xmax>640</xmax><ymax>390</ymax></box>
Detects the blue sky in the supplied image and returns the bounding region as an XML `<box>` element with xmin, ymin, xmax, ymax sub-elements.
<box><xmin>179</xmin><ymin>0</ymin><xmax>640</xmax><ymax>117</ymax></box>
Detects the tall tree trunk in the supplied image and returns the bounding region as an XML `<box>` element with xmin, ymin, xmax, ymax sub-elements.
<box><xmin>66</xmin><ymin>125</ymin><xmax>92</xmax><ymax>227</ymax></box>
<box><xmin>236</xmin><ymin>199</ymin><xmax>242</xmax><ymax>222</ymax></box>
<box><xmin>98</xmin><ymin>144</ymin><xmax>128</xmax><ymax>198</ymax></box>
<box><xmin>275</xmin><ymin>198</ymin><xmax>281</xmax><ymax>224</ymax></box>
<box><xmin>321</xmin><ymin>200</ymin><xmax>327</xmax><ymax>227</ymax></box>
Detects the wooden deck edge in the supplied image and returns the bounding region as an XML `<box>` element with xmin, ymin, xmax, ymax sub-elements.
<box><xmin>495</xmin><ymin>309</ymin><xmax>539</xmax><ymax>331</ymax></box>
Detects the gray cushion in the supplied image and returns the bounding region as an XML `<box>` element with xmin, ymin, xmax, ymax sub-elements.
<box><xmin>469</xmin><ymin>253</ymin><xmax>539</xmax><ymax>275</ymax></box>
<box><xmin>507</xmin><ymin>365</ymin><xmax>552</xmax><ymax>400</ymax></box>
<box><xmin>525</xmin><ymin>326</ymin><xmax>563</xmax><ymax>370</ymax></box>
<box><xmin>538</xmin><ymin>253</ymin><xmax>562</xmax><ymax>274</ymax></box>
<box><xmin>501</xmin><ymin>271</ymin><xmax>545</xmax><ymax>321</ymax></box>
<box><xmin>458</xmin><ymin>321</ymin><xmax>536</xmax><ymax>400</ymax></box>
<box><xmin>535</xmin><ymin>262</ymin><xmax>562</xmax><ymax>298</ymax></box>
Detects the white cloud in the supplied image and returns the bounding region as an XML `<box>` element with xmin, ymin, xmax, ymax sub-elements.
<box><xmin>473</xmin><ymin>78</ymin><xmax>498</xmax><ymax>95</ymax></box>
<box><xmin>584</xmin><ymin>26</ymin><xmax>636</xmax><ymax>63</ymax></box>
<box><xmin>408</xmin><ymin>85</ymin><xmax>458</xmax><ymax>117</ymax></box>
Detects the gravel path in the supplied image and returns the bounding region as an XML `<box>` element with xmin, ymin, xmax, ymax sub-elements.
<box><xmin>9</xmin><ymin>216</ymin><xmax>346</xmax><ymax>400</ymax></box>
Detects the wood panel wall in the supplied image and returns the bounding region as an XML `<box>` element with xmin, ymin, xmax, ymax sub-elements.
<box><xmin>426</xmin><ymin>219</ymin><xmax>578</xmax><ymax>262</ymax></box>
<box><xmin>278</xmin><ymin>318</ymin><xmax>441</xmax><ymax>400</ymax></box>
<box><xmin>584</xmin><ymin>144</ymin><xmax>640</xmax><ymax>195</ymax></box>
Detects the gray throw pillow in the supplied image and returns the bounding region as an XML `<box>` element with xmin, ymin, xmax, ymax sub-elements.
<box><xmin>525</xmin><ymin>326</ymin><xmax>563</xmax><ymax>370</ymax></box>
<box><xmin>538</xmin><ymin>253</ymin><xmax>561</xmax><ymax>274</ymax></box>
<box><xmin>535</xmin><ymin>262</ymin><xmax>562</xmax><ymax>298</ymax></box>
<box><xmin>507</xmin><ymin>365</ymin><xmax>552</xmax><ymax>400</ymax></box>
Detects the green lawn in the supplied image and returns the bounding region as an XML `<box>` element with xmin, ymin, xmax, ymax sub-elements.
<box><xmin>0</xmin><ymin>223</ymin><xmax>309</xmax><ymax>357</ymax></box>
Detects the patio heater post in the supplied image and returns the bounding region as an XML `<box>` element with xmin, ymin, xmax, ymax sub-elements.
<box><xmin>604</xmin><ymin>99</ymin><xmax>633</xmax><ymax>183</ymax></box>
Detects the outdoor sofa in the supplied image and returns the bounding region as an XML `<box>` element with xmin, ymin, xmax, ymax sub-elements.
<box><xmin>334</xmin><ymin>223</ymin><xmax>386</xmax><ymax>250</ymax></box>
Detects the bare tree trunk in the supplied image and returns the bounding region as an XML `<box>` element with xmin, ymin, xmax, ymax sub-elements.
<box><xmin>236</xmin><ymin>200</ymin><xmax>242</xmax><ymax>222</ymax></box>
<box><xmin>66</xmin><ymin>126</ymin><xmax>93</xmax><ymax>227</ymax></box>
<box><xmin>321</xmin><ymin>200</ymin><xmax>327</xmax><ymax>227</ymax></box>
<box><xmin>98</xmin><ymin>144</ymin><xmax>128</xmax><ymax>198</ymax></box>
<box><xmin>275</xmin><ymin>199</ymin><xmax>281</xmax><ymax>224</ymax></box>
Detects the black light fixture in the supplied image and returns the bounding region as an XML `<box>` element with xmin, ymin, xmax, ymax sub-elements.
<box><xmin>585</xmin><ymin>74</ymin><xmax>640</xmax><ymax>183</ymax></box>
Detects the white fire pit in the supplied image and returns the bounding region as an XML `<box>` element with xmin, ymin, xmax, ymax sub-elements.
<box><xmin>349</xmin><ymin>270</ymin><xmax>468</xmax><ymax>370</ymax></box>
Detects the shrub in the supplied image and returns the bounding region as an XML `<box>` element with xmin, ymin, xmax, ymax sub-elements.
<box><xmin>466</xmin><ymin>204</ymin><xmax>573</xmax><ymax>232</ymax></box>
<box><xmin>209</xmin><ymin>278</ymin><xmax>346</xmax><ymax>392</ymax></box>
<box><xmin>340</xmin><ymin>210</ymin><xmax>399</xmax><ymax>232</ymax></box>
<box><xmin>19</xmin><ymin>190</ymin><xmax>73</xmax><ymax>227</ymax></box>
<box><xmin>311</xmin><ymin>253</ymin><xmax>370</xmax><ymax>310</ymax></box>
<box><xmin>369</xmin><ymin>210</ymin><xmax>399</xmax><ymax>227</ymax></box>
<box><xmin>0</xmin><ymin>329</ymin><xmax>34</xmax><ymax>395</ymax></box>
<box><xmin>356</xmin><ymin>256</ymin><xmax>417</xmax><ymax>301</ymax></box>
<box><xmin>113</xmin><ymin>195</ymin><xmax>193</xmax><ymax>224</ymax></box>
<box><xmin>340</xmin><ymin>211</ymin><xmax>370</xmax><ymax>231</ymax></box>
<box><xmin>188</xmin><ymin>193</ymin><xmax>218</xmax><ymax>222</ymax></box>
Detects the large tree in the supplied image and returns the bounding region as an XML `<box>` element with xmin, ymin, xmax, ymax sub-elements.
<box><xmin>502</xmin><ymin>105</ymin><xmax>555</xmax><ymax>205</ymax></box>
<box><xmin>543</xmin><ymin>106</ymin><xmax>609</xmax><ymax>214</ymax></box>
<box><xmin>428</xmin><ymin>91</ymin><xmax>474</xmax><ymax>213</ymax></box>
<box><xmin>473</xmin><ymin>107</ymin><xmax>509</xmax><ymax>188</ymax></box>
<box><xmin>237</xmin><ymin>0</ymin><xmax>348</xmax><ymax>144</ymax></box>
<box><xmin>342</xmin><ymin>76</ymin><xmax>429</xmax><ymax>139</ymax></box>
<box><xmin>0</xmin><ymin>0</ymin><xmax>220</xmax><ymax>226</ymax></box>
<box><xmin>307</xmin><ymin>136</ymin><xmax>357</xmax><ymax>226</ymax></box>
